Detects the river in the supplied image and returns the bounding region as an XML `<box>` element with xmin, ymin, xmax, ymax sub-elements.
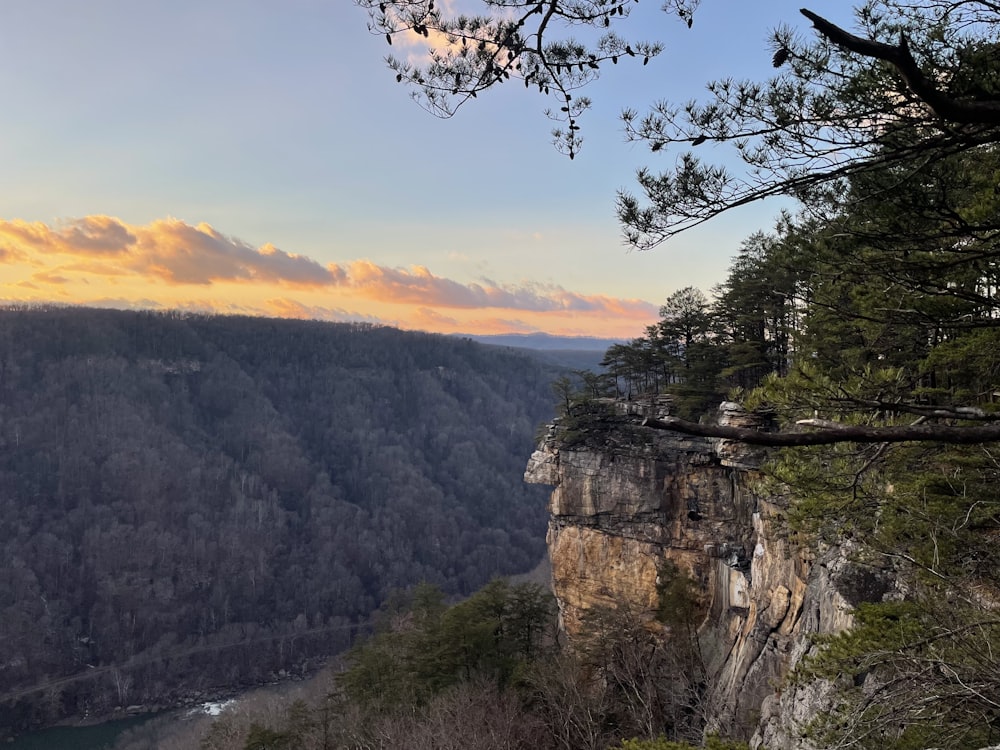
<box><xmin>5</xmin><ymin>714</ymin><xmax>156</xmax><ymax>750</ymax></box>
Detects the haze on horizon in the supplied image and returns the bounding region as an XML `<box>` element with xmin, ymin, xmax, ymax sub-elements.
<box><xmin>0</xmin><ymin>0</ymin><xmax>846</xmax><ymax>339</ymax></box>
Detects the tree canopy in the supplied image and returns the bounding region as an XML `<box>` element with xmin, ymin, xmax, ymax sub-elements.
<box><xmin>620</xmin><ymin>2</ymin><xmax>1000</xmax><ymax>244</ymax></box>
<box><xmin>359</xmin><ymin>2</ymin><xmax>1000</xmax><ymax>743</ymax></box>
<box><xmin>360</xmin><ymin>1</ymin><xmax>1000</xmax><ymax>238</ymax></box>
<box><xmin>357</xmin><ymin>1</ymin><xmax>1000</xmax><ymax>440</ymax></box>
<box><xmin>356</xmin><ymin>0</ymin><xmax>679</xmax><ymax>158</ymax></box>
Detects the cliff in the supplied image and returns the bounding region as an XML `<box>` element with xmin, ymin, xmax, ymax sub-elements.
<box><xmin>524</xmin><ymin>401</ymin><xmax>897</xmax><ymax>746</ymax></box>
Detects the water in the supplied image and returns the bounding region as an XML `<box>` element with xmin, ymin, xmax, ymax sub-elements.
<box><xmin>5</xmin><ymin>714</ymin><xmax>154</xmax><ymax>750</ymax></box>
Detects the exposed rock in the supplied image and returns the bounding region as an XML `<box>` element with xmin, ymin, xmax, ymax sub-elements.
<box><xmin>526</xmin><ymin>419</ymin><xmax>753</xmax><ymax>640</ymax></box>
<box><xmin>525</xmin><ymin>401</ymin><xmax>897</xmax><ymax>744</ymax></box>
<box><xmin>715</xmin><ymin>401</ymin><xmax>774</xmax><ymax>470</ymax></box>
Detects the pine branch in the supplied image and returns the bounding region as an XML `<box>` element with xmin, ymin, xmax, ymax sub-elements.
<box><xmin>801</xmin><ymin>7</ymin><xmax>1000</xmax><ymax>126</ymax></box>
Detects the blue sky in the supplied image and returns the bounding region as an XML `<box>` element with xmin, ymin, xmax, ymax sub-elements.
<box><xmin>0</xmin><ymin>0</ymin><xmax>848</xmax><ymax>337</ymax></box>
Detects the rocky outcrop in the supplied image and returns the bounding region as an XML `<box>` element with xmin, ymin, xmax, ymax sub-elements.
<box><xmin>524</xmin><ymin>402</ymin><xmax>895</xmax><ymax>745</ymax></box>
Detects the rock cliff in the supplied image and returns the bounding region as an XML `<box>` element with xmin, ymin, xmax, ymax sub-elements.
<box><xmin>524</xmin><ymin>401</ymin><xmax>895</xmax><ymax>746</ymax></box>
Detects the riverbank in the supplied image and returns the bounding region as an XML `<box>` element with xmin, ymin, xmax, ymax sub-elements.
<box><xmin>6</xmin><ymin>657</ymin><xmax>351</xmax><ymax>750</ymax></box>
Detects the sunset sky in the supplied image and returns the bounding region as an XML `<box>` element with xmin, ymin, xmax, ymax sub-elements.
<box><xmin>0</xmin><ymin>0</ymin><xmax>846</xmax><ymax>338</ymax></box>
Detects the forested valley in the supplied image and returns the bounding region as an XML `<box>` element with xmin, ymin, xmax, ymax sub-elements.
<box><xmin>0</xmin><ymin>307</ymin><xmax>559</xmax><ymax>736</ymax></box>
<box><xmin>9</xmin><ymin>0</ymin><xmax>1000</xmax><ymax>746</ymax></box>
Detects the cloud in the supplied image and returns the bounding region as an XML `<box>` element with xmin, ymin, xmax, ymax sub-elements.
<box><xmin>2</xmin><ymin>214</ymin><xmax>659</xmax><ymax>338</ymax></box>
<box><xmin>0</xmin><ymin>245</ymin><xmax>29</xmax><ymax>263</ymax></box>
<box><xmin>348</xmin><ymin>260</ymin><xmax>503</xmax><ymax>307</ymax></box>
<box><xmin>460</xmin><ymin>316</ymin><xmax>540</xmax><ymax>335</ymax></box>
<box><xmin>32</xmin><ymin>271</ymin><xmax>70</xmax><ymax>285</ymax></box>
<box><xmin>346</xmin><ymin>260</ymin><xmax>658</xmax><ymax>317</ymax></box>
<box><xmin>393</xmin><ymin>0</ymin><xmax>460</xmax><ymax>63</ymax></box>
<box><xmin>0</xmin><ymin>216</ymin><xmax>341</xmax><ymax>288</ymax></box>
<box><xmin>60</xmin><ymin>261</ymin><xmax>132</xmax><ymax>277</ymax></box>
<box><xmin>391</xmin><ymin>1</ymin><xmax>502</xmax><ymax>70</ymax></box>
<box><xmin>264</xmin><ymin>298</ymin><xmax>383</xmax><ymax>324</ymax></box>
<box><xmin>0</xmin><ymin>216</ymin><xmax>134</xmax><ymax>257</ymax></box>
<box><xmin>407</xmin><ymin>307</ymin><xmax>460</xmax><ymax>330</ymax></box>
<box><xmin>2</xmin><ymin>215</ymin><xmax>656</xmax><ymax>319</ymax></box>
<box><xmin>59</xmin><ymin>216</ymin><xmax>136</xmax><ymax>255</ymax></box>
<box><xmin>134</xmin><ymin>220</ymin><xmax>342</xmax><ymax>287</ymax></box>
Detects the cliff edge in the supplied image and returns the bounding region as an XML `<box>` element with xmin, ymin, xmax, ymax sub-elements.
<box><xmin>524</xmin><ymin>401</ymin><xmax>895</xmax><ymax>746</ymax></box>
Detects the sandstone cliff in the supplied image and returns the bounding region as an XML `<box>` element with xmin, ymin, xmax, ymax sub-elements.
<box><xmin>524</xmin><ymin>401</ymin><xmax>895</xmax><ymax>746</ymax></box>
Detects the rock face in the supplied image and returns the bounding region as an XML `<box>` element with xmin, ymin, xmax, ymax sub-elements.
<box><xmin>524</xmin><ymin>402</ymin><xmax>892</xmax><ymax>745</ymax></box>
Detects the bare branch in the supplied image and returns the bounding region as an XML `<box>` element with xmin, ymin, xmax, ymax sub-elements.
<box><xmin>641</xmin><ymin>415</ymin><xmax>1000</xmax><ymax>446</ymax></box>
<box><xmin>801</xmin><ymin>8</ymin><xmax>1000</xmax><ymax>126</ymax></box>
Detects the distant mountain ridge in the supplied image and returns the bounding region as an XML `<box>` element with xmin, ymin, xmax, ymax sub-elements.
<box><xmin>457</xmin><ymin>332</ymin><xmax>623</xmax><ymax>352</ymax></box>
<box><xmin>456</xmin><ymin>333</ymin><xmax>622</xmax><ymax>371</ymax></box>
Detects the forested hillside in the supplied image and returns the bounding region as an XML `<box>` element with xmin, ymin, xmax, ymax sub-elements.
<box><xmin>0</xmin><ymin>307</ymin><xmax>556</xmax><ymax>733</ymax></box>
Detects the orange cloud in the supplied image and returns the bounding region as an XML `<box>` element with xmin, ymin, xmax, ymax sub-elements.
<box><xmin>264</xmin><ymin>298</ymin><xmax>382</xmax><ymax>324</ymax></box>
<box><xmin>57</xmin><ymin>215</ymin><xmax>136</xmax><ymax>255</ymax></box>
<box><xmin>61</xmin><ymin>261</ymin><xmax>132</xmax><ymax>277</ymax></box>
<box><xmin>0</xmin><ymin>216</ymin><xmax>134</xmax><ymax>257</ymax></box>
<box><xmin>32</xmin><ymin>271</ymin><xmax>71</xmax><ymax>285</ymax></box>
<box><xmin>453</xmin><ymin>316</ymin><xmax>541</xmax><ymax>335</ymax></box>
<box><xmin>1</xmin><ymin>215</ymin><xmax>659</xmax><ymax>338</ymax></box>
<box><xmin>0</xmin><ymin>246</ymin><xmax>28</xmax><ymax>263</ymax></box>
<box><xmin>133</xmin><ymin>220</ymin><xmax>343</xmax><ymax>287</ymax></box>
<box><xmin>406</xmin><ymin>307</ymin><xmax>461</xmax><ymax>331</ymax></box>
<box><xmin>0</xmin><ymin>217</ymin><xmax>340</xmax><ymax>288</ymax></box>
<box><xmin>345</xmin><ymin>260</ymin><xmax>657</xmax><ymax>317</ymax></box>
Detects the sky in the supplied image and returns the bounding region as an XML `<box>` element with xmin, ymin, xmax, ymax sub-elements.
<box><xmin>0</xmin><ymin>0</ymin><xmax>848</xmax><ymax>339</ymax></box>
